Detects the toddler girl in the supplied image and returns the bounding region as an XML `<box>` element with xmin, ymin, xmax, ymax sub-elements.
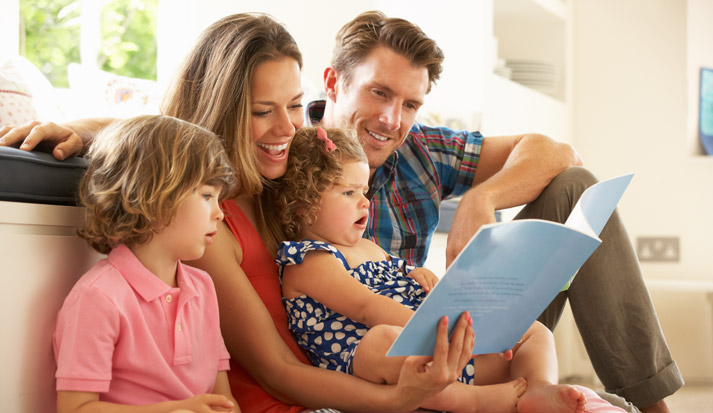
<box><xmin>272</xmin><ymin>126</ymin><xmax>625</xmax><ymax>413</ymax></box>
<box><xmin>53</xmin><ymin>115</ymin><xmax>239</xmax><ymax>412</ymax></box>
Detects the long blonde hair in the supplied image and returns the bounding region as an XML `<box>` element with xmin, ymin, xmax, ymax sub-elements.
<box><xmin>160</xmin><ymin>13</ymin><xmax>303</xmax><ymax>248</ymax></box>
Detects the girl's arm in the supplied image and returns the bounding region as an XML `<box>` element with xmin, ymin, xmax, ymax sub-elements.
<box><xmin>57</xmin><ymin>391</ymin><xmax>235</xmax><ymax>413</ymax></box>
<box><xmin>281</xmin><ymin>251</ymin><xmax>415</xmax><ymax>328</ymax></box>
<box><xmin>190</xmin><ymin>221</ymin><xmax>473</xmax><ymax>411</ymax></box>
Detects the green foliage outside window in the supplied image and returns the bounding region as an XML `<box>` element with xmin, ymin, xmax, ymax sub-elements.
<box><xmin>20</xmin><ymin>0</ymin><xmax>81</xmax><ymax>87</ymax></box>
<box><xmin>19</xmin><ymin>0</ymin><xmax>157</xmax><ymax>88</ymax></box>
<box><xmin>99</xmin><ymin>0</ymin><xmax>157</xmax><ymax>80</ymax></box>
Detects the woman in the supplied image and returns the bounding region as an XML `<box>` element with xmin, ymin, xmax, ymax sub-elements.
<box><xmin>0</xmin><ymin>13</ymin><xmax>474</xmax><ymax>412</ymax></box>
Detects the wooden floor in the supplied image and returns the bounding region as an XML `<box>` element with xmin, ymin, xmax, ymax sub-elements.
<box><xmin>666</xmin><ymin>383</ymin><xmax>713</xmax><ymax>413</ymax></box>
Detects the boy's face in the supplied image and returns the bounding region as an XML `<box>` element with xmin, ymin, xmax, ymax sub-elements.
<box><xmin>156</xmin><ymin>184</ymin><xmax>224</xmax><ymax>261</ymax></box>
<box><xmin>302</xmin><ymin>160</ymin><xmax>370</xmax><ymax>247</ymax></box>
<box><xmin>328</xmin><ymin>46</ymin><xmax>429</xmax><ymax>172</ymax></box>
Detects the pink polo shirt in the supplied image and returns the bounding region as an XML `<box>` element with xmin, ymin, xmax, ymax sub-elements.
<box><xmin>53</xmin><ymin>244</ymin><xmax>230</xmax><ymax>404</ymax></box>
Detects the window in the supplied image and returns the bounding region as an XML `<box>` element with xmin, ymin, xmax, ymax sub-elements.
<box><xmin>19</xmin><ymin>0</ymin><xmax>157</xmax><ymax>87</ymax></box>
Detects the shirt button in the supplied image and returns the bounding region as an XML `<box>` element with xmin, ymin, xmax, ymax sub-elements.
<box><xmin>165</xmin><ymin>294</ymin><xmax>172</xmax><ymax>303</ymax></box>
<box><xmin>176</xmin><ymin>323</ymin><xmax>182</xmax><ymax>332</ymax></box>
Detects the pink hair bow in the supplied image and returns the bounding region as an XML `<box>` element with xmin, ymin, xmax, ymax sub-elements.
<box><xmin>316</xmin><ymin>126</ymin><xmax>337</xmax><ymax>152</ymax></box>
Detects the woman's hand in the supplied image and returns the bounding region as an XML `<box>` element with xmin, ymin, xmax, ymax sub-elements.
<box><xmin>392</xmin><ymin>312</ymin><xmax>474</xmax><ymax>410</ymax></box>
<box><xmin>406</xmin><ymin>267</ymin><xmax>439</xmax><ymax>294</ymax></box>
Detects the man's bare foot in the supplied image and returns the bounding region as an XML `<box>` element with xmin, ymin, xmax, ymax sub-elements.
<box><xmin>641</xmin><ymin>400</ymin><xmax>671</xmax><ymax>413</ymax></box>
<box><xmin>516</xmin><ymin>384</ymin><xmax>585</xmax><ymax>413</ymax></box>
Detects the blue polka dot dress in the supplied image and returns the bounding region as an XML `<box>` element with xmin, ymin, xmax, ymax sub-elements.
<box><xmin>276</xmin><ymin>240</ymin><xmax>475</xmax><ymax>384</ymax></box>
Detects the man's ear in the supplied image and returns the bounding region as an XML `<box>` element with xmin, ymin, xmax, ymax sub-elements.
<box><xmin>323</xmin><ymin>66</ymin><xmax>339</xmax><ymax>103</ymax></box>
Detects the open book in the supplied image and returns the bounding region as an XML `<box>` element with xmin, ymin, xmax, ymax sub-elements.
<box><xmin>387</xmin><ymin>173</ymin><xmax>634</xmax><ymax>356</ymax></box>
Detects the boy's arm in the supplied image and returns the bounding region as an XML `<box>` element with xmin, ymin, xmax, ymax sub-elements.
<box><xmin>213</xmin><ymin>371</ymin><xmax>240</xmax><ymax>412</ymax></box>
<box><xmin>57</xmin><ymin>390</ymin><xmax>235</xmax><ymax>413</ymax></box>
<box><xmin>282</xmin><ymin>251</ymin><xmax>414</xmax><ymax>327</ymax></box>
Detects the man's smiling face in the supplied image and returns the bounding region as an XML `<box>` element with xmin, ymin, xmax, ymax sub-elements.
<box><xmin>330</xmin><ymin>46</ymin><xmax>429</xmax><ymax>173</ymax></box>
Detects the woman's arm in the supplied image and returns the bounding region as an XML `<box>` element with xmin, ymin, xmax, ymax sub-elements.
<box><xmin>282</xmin><ymin>251</ymin><xmax>415</xmax><ymax>327</ymax></box>
<box><xmin>0</xmin><ymin>117</ymin><xmax>115</xmax><ymax>159</ymax></box>
<box><xmin>190</xmin><ymin>221</ymin><xmax>473</xmax><ymax>411</ymax></box>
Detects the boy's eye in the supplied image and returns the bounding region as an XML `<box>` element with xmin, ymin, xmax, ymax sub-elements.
<box><xmin>343</xmin><ymin>190</ymin><xmax>354</xmax><ymax>196</ymax></box>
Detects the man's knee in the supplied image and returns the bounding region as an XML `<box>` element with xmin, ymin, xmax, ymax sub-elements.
<box><xmin>517</xmin><ymin>167</ymin><xmax>599</xmax><ymax>223</ymax></box>
<box><xmin>547</xmin><ymin>166</ymin><xmax>598</xmax><ymax>197</ymax></box>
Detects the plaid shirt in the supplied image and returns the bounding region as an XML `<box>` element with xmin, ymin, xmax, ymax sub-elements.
<box><xmin>307</xmin><ymin>101</ymin><xmax>483</xmax><ymax>266</ymax></box>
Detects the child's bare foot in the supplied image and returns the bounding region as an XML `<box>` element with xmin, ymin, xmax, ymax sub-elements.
<box><xmin>469</xmin><ymin>378</ymin><xmax>528</xmax><ymax>413</ymax></box>
<box><xmin>424</xmin><ymin>377</ymin><xmax>527</xmax><ymax>413</ymax></box>
<box><xmin>516</xmin><ymin>384</ymin><xmax>585</xmax><ymax>413</ymax></box>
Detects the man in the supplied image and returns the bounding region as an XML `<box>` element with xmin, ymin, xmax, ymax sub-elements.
<box><xmin>310</xmin><ymin>11</ymin><xmax>681</xmax><ymax>413</ymax></box>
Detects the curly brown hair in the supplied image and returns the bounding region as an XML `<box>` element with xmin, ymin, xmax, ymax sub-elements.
<box><xmin>272</xmin><ymin>126</ymin><xmax>367</xmax><ymax>241</ymax></box>
<box><xmin>78</xmin><ymin>115</ymin><xmax>236</xmax><ymax>254</ymax></box>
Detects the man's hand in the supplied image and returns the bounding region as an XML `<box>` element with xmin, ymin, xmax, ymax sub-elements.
<box><xmin>445</xmin><ymin>190</ymin><xmax>497</xmax><ymax>267</ymax></box>
<box><xmin>406</xmin><ymin>267</ymin><xmax>439</xmax><ymax>293</ymax></box>
<box><xmin>0</xmin><ymin>120</ymin><xmax>89</xmax><ymax>160</ymax></box>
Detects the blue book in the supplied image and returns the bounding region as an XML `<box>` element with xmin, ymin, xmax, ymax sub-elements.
<box><xmin>387</xmin><ymin>173</ymin><xmax>634</xmax><ymax>356</ymax></box>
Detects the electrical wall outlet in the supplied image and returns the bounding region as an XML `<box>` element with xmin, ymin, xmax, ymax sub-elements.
<box><xmin>636</xmin><ymin>236</ymin><xmax>680</xmax><ymax>262</ymax></box>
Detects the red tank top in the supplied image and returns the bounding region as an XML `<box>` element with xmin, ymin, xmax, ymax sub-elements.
<box><xmin>221</xmin><ymin>200</ymin><xmax>310</xmax><ymax>413</ymax></box>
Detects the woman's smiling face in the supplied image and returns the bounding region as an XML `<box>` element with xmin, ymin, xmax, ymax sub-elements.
<box><xmin>250</xmin><ymin>57</ymin><xmax>305</xmax><ymax>179</ymax></box>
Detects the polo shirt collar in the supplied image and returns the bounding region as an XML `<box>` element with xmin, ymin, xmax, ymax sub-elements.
<box><xmin>108</xmin><ymin>244</ymin><xmax>199</xmax><ymax>302</ymax></box>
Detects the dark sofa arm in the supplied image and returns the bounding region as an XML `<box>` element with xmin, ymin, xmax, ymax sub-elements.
<box><xmin>0</xmin><ymin>146</ymin><xmax>88</xmax><ymax>206</ymax></box>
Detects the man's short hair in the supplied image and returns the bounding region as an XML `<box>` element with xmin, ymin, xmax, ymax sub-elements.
<box><xmin>331</xmin><ymin>10</ymin><xmax>444</xmax><ymax>93</ymax></box>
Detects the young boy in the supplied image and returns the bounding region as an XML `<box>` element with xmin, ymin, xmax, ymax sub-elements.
<box><xmin>53</xmin><ymin>115</ymin><xmax>239</xmax><ymax>412</ymax></box>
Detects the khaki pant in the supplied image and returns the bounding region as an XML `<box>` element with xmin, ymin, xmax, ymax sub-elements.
<box><xmin>516</xmin><ymin>167</ymin><xmax>684</xmax><ymax>410</ymax></box>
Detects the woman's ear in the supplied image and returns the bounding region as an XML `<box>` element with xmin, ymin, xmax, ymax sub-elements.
<box><xmin>323</xmin><ymin>66</ymin><xmax>339</xmax><ymax>103</ymax></box>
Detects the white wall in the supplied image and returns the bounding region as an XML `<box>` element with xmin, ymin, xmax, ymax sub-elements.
<box><xmin>155</xmin><ymin>0</ymin><xmax>713</xmax><ymax>381</ymax></box>
<box><xmin>573</xmin><ymin>0</ymin><xmax>713</xmax><ymax>381</ymax></box>
<box><xmin>156</xmin><ymin>0</ymin><xmax>489</xmax><ymax>124</ymax></box>
<box><xmin>0</xmin><ymin>0</ymin><xmax>19</xmax><ymax>57</ymax></box>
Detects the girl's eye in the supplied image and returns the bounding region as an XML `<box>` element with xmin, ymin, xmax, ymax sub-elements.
<box><xmin>202</xmin><ymin>193</ymin><xmax>214</xmax><ymax>201</ymax></box>
<box><xmin>289</xmin><ymin>103</ymin><xmax>304</xmax><ymax>111</ymax></box>
<box><xmin>252</xmin><ymin>110</ymin><xmax>270</xmax><ymax>117</ymax></box>
<box><xmin>343</xmin><ymin>190</ymin><xmax>354</xmax><ymax>196</ymax></box>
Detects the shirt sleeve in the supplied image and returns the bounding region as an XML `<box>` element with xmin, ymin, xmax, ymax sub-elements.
<box><xmin>410</xmin><ymin>123</ymin><xmax>484</xmax><ymax>199</ymax></box>
<box><xmin>218</xmin><ymin>339</ymin><xmax>231</xmax><ymax>371</ymax></box>
<box><xmin>53</xmin><ymin>283</ymin><xmax>120</xmax><ymax>393</ymax></box>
